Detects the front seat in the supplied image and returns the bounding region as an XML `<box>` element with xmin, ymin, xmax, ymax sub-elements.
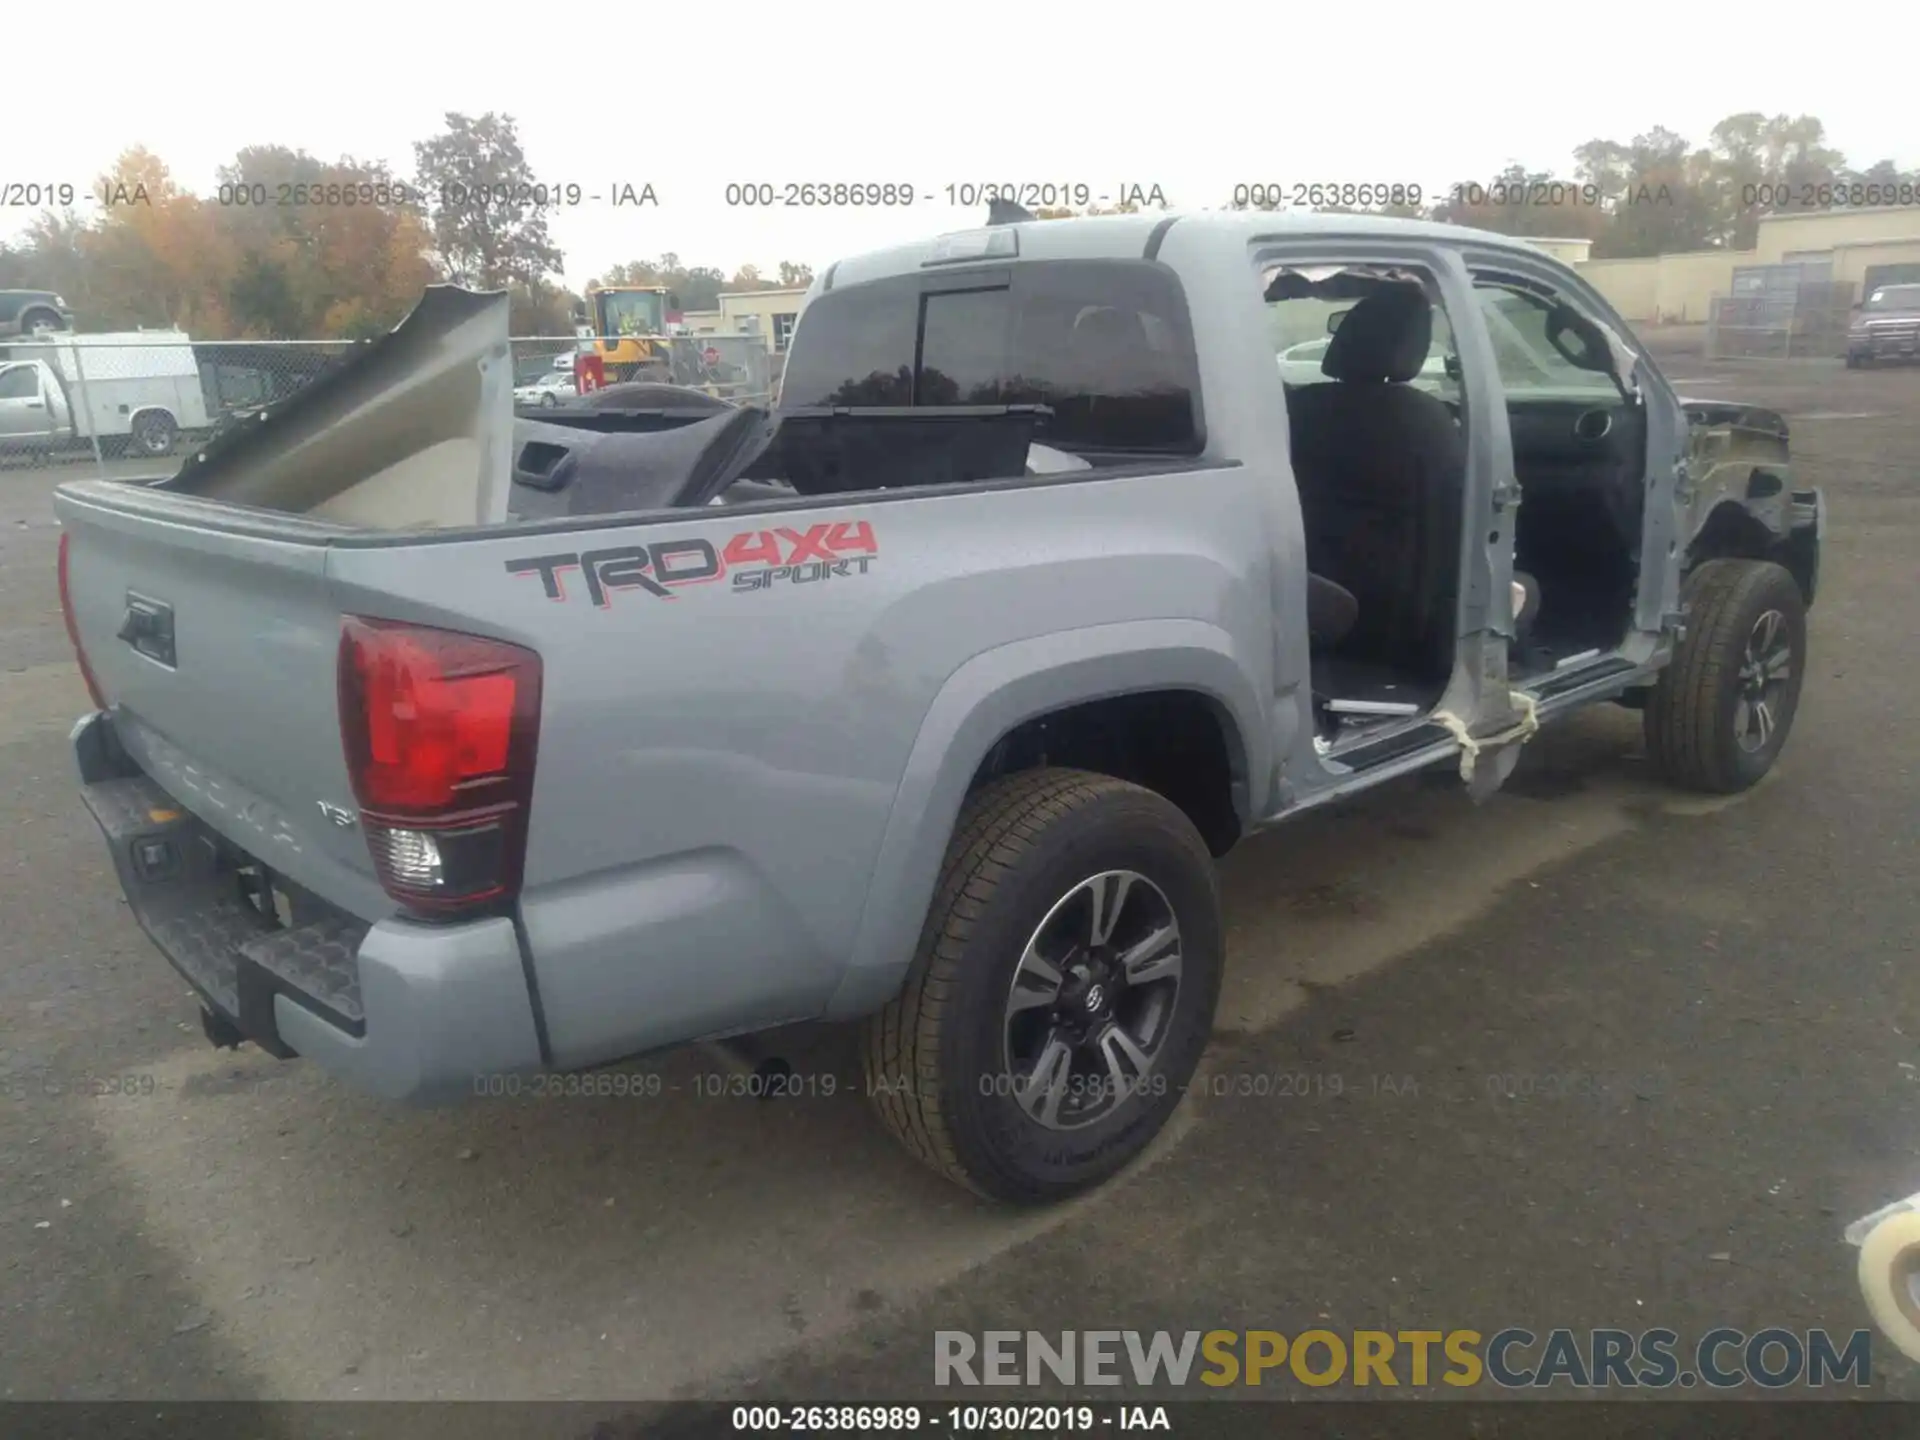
<box><xmin>1284</xmin><ymin>286</ymin><xmax>1465</xmax><ymax>679</ymax></box>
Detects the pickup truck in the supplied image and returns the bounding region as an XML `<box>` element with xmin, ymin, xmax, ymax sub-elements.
<box><xmin>1</xmin><ymin>330</ymin><xmax>211</xmax><ymax>457</ymax></box>
<box><xmin>55</xmin><ymin>212</ymin><xmax>1825</xmax><ymax>1204</ymax></box>
<box><xmin>1845</xmin><ymin>282</ymin><xmax>1920</xmax><ymax>368</ymax></box>
<box><xmin>0</xmin><ymin>289</ymin><xmax>73</xmax><ymax>338</ymax></box>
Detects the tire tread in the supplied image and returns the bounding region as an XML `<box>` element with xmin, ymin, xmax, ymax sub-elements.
<box><xmin>1645</xmin><ymin>558</ymin><xmax>1802</xmax><ymax>793</ymax></box>
<box><xmin>861</xmin><ymin>768</ymin><xmax>1162</xmax><ymax>1197</ymax></box>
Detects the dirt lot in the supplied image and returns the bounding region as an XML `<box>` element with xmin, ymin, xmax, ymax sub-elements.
<box><xmin>3</xmin><ymin>354</ymin><xmax>1919</xmax><ymax>1417</ymax></box>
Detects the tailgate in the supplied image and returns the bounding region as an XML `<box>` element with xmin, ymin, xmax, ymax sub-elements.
<box><xmin>51</xmin><ymin>285</ymin><xmax>519</xmax><ymax>924</ymax></box>
<box><xmin>57</xmin><ymin>491</ymin><xmax>389</xmax><ymax>921</ymax></box>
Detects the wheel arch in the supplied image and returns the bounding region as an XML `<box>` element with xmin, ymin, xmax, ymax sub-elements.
<box><xmin>823</xmin><ymin>620</ymin><xmax>1265</xmax><ymax>1020</ymax></box>
<box><xmin>126</xmin><ymin>404</ymin><xmax>181</xmax><ymax>436</ymax></box>
<box><xmin>1687</xmin><ymin>496</ymin><xmax>1819</xmax><ymax>608</ymax></box>
<box><xmin>19</xmin><ymin>306</ymin><xmax>67</xmax><ymax>332</ymax></box>
<box><xmin>1687</xmin><ymin>498</ymin><xmax>1779</xmax><ymax>568</ymax></box>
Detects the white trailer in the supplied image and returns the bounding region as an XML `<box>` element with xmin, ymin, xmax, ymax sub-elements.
<box><xmin>0</xmin><ymin>330</ymin><xmax>211</xmax><ymax>458</ymax></box>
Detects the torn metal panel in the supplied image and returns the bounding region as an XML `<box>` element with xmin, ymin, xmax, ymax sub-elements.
<box><xmin>166</xmin><ymin>287</ymin><xmax>515</xmax><ymax>530</ymax></box>
<box><xmin>1260</xmin><ymin>263</ymin><xmax>1438</xmax><ymax>303</ymax></box>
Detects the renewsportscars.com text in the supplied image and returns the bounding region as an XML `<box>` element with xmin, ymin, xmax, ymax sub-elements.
<box><xmin>934</xmin><ymin>1328</ymin><xmax>1872</xmax><ymax>1390</ymax></box>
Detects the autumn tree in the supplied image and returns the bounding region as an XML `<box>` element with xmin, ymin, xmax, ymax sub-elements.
<box><xmin>508</xmin><ymin>281</ymin><xmax>581</xmax><ymax>336</ymax></box>
<box><xmin>214</xmin><ymin>145</ymin><xmax>437</xmax><ymax>336</ymax></box>
<box><xmin>72</xmin><ymin>148</ymin><xmax>239</xmax><ymax>332</ymax></box>
<box><xmin>592</xmin><ymin>255</ymin><xmax>727</xmax><ymax>310</ymax></box>
<box><xmin>413</xmin><ymin>112</ymin><xmax>563</xmax><ymax>289</ymax></box>
<box><xmin>1702</xmin><ymin>113</ymin><xmax>1846</xmax><ymax>248</ymax></box>
<box><xmin>1033</xmin><ymin>201</ymin><xmax>1149</xmax><ymax>219</ymax></box>
<box><xmin>1</xmin><ymin>211</ymin><xmax>90</xmax><ymax>302</ymax></box>
<box><xmin>1428</xmin><ymin>162</ymin><xmax>1610</xmax><ymax>242</ymax></box>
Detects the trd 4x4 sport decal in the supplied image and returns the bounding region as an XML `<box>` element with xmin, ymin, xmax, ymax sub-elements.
<box><xmin>506</xmin><ymin>521</ymin><xmax>878</xmax><ymax>608</ymax></box>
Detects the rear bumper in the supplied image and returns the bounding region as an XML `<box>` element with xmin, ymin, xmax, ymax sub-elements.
<box><xmin>73</xmin><ymin>711</ymin><xmax>543</xmax><ymax>1103</ymax></box>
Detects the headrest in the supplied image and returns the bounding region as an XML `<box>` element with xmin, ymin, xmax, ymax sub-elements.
<box><xmin>1073</xmin><ymin>307</ymin><xmax>1149</xmax><ymax>351</ymax></box>
<box><xmin>1321</xmin><ymin>286</ymin><xmax>1432</xmax><ymax>383</ymax></box>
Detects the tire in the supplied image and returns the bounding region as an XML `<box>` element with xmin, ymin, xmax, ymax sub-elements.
<box><xmin>129</xmin><ymin>411</ymin><xmax>178</xmax><ymax>458</ymax></box>
<box><xmin>19</xmin><ymin>308</ymin><xmax>65</xmax><ymax>335</ymax></box>
<box><xmin>1858</xmin><ymin>1211</ymin><xmax>1920</xmax><ymax>1363</ymax></box>
<box><xmin>862</xmin><ymin>768</ymin><xmax>1224</xmax><ymax>1204</ymax></box>
<box><xmin>1644</xmin><ymin>558</ymin><xmax>1807</xmax><ymax>794</ymax></box>
<box><xmin>539</xmin><ymin>392</ymin><xmax>558</xmax><ymax>407</ymax></box>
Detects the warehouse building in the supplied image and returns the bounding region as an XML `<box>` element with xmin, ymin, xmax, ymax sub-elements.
<box><xmin>678</xmin><ymin>287</ymin><xmax>809</xmax><ymax>353</ymax></box>
<box><xmin>1577</xmin><ymin>206</ymin><xmax>1920</xmax><ymax>325</ymax></box>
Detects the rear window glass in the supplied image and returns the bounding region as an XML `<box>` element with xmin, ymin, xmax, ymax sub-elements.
<box><xmin>780</xmin><ymin>260</ymin><xmax>1202</xmax><ymax>455</ymax></box>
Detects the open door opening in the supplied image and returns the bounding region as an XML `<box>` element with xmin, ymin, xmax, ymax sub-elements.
<box><xmin>1470</xmin><ymin>274</ymin><xmax>1647</xmax><ymax>683</ymax></box>
<box><xmin>1266</xmin><ymin>264</ymin><xmax>1470</xmax><ymax>750</ymax></box>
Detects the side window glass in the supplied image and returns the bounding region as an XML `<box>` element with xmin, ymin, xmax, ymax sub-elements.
<box><xmin>1472</xmin><ymin>284</ymin><xmax>1622</xmax><ymax>400</ymax></box>
<box><xmin>0</xmin><ymin>367</ymin><xmax>40</xmax><ymax>400</ymax></box>
<box><xmin>777</xmin><ymin>261</ymin><xmax>1201</xmax><ymax>456</ymax></box>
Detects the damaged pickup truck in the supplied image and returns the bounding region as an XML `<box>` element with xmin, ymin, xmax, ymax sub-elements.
<box><xmin>56</xmin><ymin>211</ymin><xmax>1824</xmax><ymax>1204</ymax></box>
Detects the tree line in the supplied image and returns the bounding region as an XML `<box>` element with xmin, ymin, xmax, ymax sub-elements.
<box><xmin>1232</xmin><ymin>113</ymin><xmax>1916</xmax><ymax>259</ymax></box>
<box><xmin>0</xmin><ymin>111</ymin><xmax>816</xmax><ymax>339</ymax></box>
<box><xmin>3</xmin><ymin>110</ymin><xmax>1910</xmax><ymax>339</ymax></box>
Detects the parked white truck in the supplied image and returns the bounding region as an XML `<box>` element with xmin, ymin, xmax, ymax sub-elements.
<box><xmin>0</xmin><ymin>330</ymin><xmax>211</xmax><ymax>459</ymax></box>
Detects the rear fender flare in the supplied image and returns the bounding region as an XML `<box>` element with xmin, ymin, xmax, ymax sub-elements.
<box><xmin>824</xmin><ymin>619</ymin><xmax>1265</xmax><ymax>1020</ymax></box>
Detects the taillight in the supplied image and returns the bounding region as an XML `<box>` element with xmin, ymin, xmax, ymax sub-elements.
<box><xmin>57</xmin><ymin>530</ymin><xmax>108</xmax><ymax>710</ymax></box>
<box><xmin>337</xmin><ymin>616</ymin><xmax>542</xmax><ymax>916</ymax></box>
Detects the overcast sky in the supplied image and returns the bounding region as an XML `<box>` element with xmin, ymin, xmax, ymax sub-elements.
<box><xmin>8</xmin><ymin>1</ymin><xmax>1915</xmax><ymax>289</ymax></box>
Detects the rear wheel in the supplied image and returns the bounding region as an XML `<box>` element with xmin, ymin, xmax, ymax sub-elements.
<box><xmin>862</xmin><ymin>768</ymin><xmax>1223</xmax><ymax>1204</ymax></box>
<box><xmin>1645</xmin><ymin>559</ymin><xmax>1807</xmax><ymax>793</ymax></box>
<box><xmin>129</xmin><ymin>410</ymin><xmax>178</xmax><ymax>458</ymax></box>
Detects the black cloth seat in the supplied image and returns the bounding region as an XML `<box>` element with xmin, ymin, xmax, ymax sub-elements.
<box><xmin>1307</xmin><ymin>573</ymin><xmax>1359</xmax><ymax>650</ymax></box>
<box><xmin>1284</xmin><ymin>286</ymin><xmax>1465</xmax><ymax>679</ymax></box>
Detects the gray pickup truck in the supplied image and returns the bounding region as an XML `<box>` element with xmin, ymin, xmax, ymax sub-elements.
<box><xmin>56</xmin><ymin>211</ymin><xmax>1824</xmax><ymax>1203</ymax></box>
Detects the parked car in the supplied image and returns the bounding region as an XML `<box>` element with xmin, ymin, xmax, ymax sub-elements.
<box><xmin>1845</xmin><ymin>284</ymin><xmax>1920</xmax><ymax>368</ymax></box>
<box><xmin>0</xmin><ymin>289</ymin><xmax>72</xmax><ymax>338</ymax></box>
<box><xmin>0</xmin><ymin>330</ymin><xmax>210</xmax><ymax>458</ymax></box>
<box><xmin>54</xmin><ymin>223</ymin><xmax>1824</xmax><ymax>1204</ymax></box>
<box><xmin>513</xmin><ymin>370</ymin><xmax>578</xmax><ymax>407</ymax></box>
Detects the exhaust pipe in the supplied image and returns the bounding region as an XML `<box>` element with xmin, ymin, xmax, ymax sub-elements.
<box><xmin>702</xmin><ymin>1035</ymin><xmax>794</xmax><ymax>1097</ymax></box>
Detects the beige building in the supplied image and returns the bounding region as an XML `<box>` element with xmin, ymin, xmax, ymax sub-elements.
<box><xmin>676</xmin><ymin>288</ymin><xmax>809</xmax><ymax>353</ymax></box>
<box><xmin>1523</xmin><ymin>237</ymin><xmax>1593</xmax><ymax>266</ymax></box>
<box><xmin>1576</xmin><ymin>205</ymin><xmax>1920</xmax><ymax>323</ymax></box>
<box><xmin>1573</xmin><ymin>249</ymin><xmax>1735</xmax><ymax>324</ymax></box>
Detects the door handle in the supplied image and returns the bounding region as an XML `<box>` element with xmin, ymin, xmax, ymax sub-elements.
<box><xmin>118</xmin><ymin>594</ymin><xmax>177</xmax><ymax>667</ymax></box>
<box><xmin>26</xmin><ymin>401</ymin><xmax>44</xmax><ymax>409</ymax></box>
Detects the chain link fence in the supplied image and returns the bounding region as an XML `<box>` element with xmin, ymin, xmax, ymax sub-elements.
<box><xmin>0</xmin><ymin>331</ymin><xmax>776</xmax><ymax>479</ymax></box>
<box><xmin>1705</xmin><ymin>282</ymin><xmax>1857</xmax><ymax>361</ymax></box>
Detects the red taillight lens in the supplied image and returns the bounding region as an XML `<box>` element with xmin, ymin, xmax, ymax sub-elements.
<box><xmin>338</xmin><ymin>617</ymin><xmax>541</xmax><ymax>914</ymax></box>
<box><xmin>57</xmin><ymin>530</ymin><xmax>109</xmax><ymax>710</ymax></box>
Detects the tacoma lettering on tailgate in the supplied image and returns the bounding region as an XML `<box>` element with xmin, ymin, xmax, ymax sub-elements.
<box><xmin>506</xmin><ymin>521</ymin><xmax>878</xmax><ymax>607</ymax></box>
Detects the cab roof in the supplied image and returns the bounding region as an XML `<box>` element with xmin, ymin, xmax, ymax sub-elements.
<box><xmin>818</xmin><ymin>210</ymin><xmax>1568</xmax><ymax>294</ymax></box>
